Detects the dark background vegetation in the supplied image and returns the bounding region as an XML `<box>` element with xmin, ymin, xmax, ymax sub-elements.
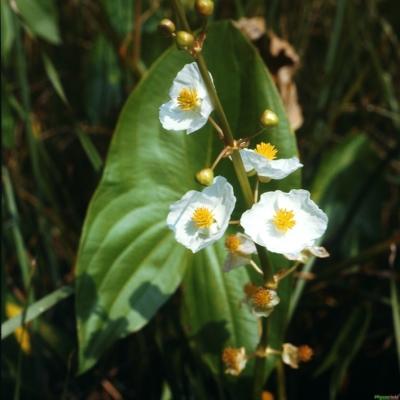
<box><xmin>2</xmin><ymin>0</ymin><xmax>399</xmax><ymax>399</ymax></box>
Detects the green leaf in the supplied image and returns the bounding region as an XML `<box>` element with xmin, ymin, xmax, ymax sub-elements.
<box><xmin>1</xmin><ymin>0</ymin><xmax>15</xmax><ymax>62</ymax></box>
<box><xmin>41</xmin><ymin>53</ymin><xmax>68</xmax><ymax>105</ymax></box>
<box><xmin>75</xmin><ymin>43</ymin><xmax>203</xmax><ymax>373</ymax></box>
<box><xmin>83</xmin><ymin>35</ymin><xmax>123</xmax><ymax>123</ymax></box>
<box><xmin>310</xmin><ymin>133</ymin><xmax>367</xmax><ymax>204</ymax></box>
<box><xmin>180</xmin><ymin>21</ymin><xmax>301</xmax><ymax>385</ymax></box>
<box><xmin>1</xmin><ymin>89</ymin><xmax>16</xmax><ymax>149</ymax></box>
<box><xmin>15</xmin><ymin>0</ymin><xmax>61</xmax><ymax>44</ymax></box>
<box><xmin>314</xmin><ymin>305</ymin><xmax>371</xmax><ymax>400</ymax></box>
<box><xmin>76</xmin><ymin>21</ymin><xmax>301</xmax><ymax>375</ymax></box>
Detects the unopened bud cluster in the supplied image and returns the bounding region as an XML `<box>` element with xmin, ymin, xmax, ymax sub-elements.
<box><xmin>158</xmin><ymin>1</ymin><xmax>214</xmax><ymax>52</ymax></box>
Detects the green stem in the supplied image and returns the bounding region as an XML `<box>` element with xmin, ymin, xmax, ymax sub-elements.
<box><xmin>170</xmin><ymin>2</ymin><xmax>274</xmax><ymax>397</ymax></box>
<box><xmin>277</xmin><ymin>261</ymin><xmax>301</xmax><ymax>281</ymax></box>
<box><xmin>171</xmin><ymin>0</ymin><xmax>191</xmax><ymax>32</ymax></box>
<box><xmin>196</xmin><ymin>55</ymin><xmax>255</xmax><ymax>205</ymax></box>
<box><xmin>276</xmin><ymin>360</ymin><xmax>287</xmax><ymax>400</ymax></box>
<box><xmin>195</xmin><ymin>48</ymin><xmax>275</xmax><ymax>285</ymax></box>
<box><xmin>253</xmin><ymin>318</ymin><xmax>269</xmax><ymax>398</ymax></box>
<box><xmin>234</xmin><ymin>0</ymin><xmax>245</xmax><ymax>18</ymax></box>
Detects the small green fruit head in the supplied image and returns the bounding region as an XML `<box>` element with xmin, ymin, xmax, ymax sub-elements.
<box><xmin>158</xmin><ymin>19</ymin><xmax>176</xmax><ymax>36</ymax></box>
<box><xmin>196</xmin><ymin>168</ymin><xmax>214</xmax><ymax>186</ymax></box>
<box><xmin>195</xmin><ymin>0</ymin><xmax>214</xmax><ymax>16</ymax></box>
<box><xmin>176</xmin><ymin>31</ymin><xmax>195</xmax><ymax>50</ymax></box>
<box><xmin>260</xmin><ymin>109</ymin><xmax>279</xmax><ymax>127</ymax></box>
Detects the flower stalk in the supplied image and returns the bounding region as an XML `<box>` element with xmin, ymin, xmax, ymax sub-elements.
<box><xmin>169</xmin><ymin>1</ymin><xmax>277</xmax><ymax>396</ymax></box>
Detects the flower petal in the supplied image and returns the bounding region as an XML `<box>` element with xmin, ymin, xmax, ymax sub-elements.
<box><xmin>239</xmin><ymin>149</ymin><xmax>302</xmax><ymax>180</ymax></box>
<box><xmin>159</xmin><ymin>101</ymin><xmax>193</xmax><ymax>131</ymax></box>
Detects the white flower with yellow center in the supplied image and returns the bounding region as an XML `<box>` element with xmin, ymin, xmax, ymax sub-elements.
<box><xmin>167</xmin><ymin>176</ymin><xmax>236</xmax><ymax>253</ymax></box>
<box><xmin>223</xmin><ymin>233</ymin><xmax>257</xmax><ymax>272</ymax></box>
<box><xmin>159</xmin><ymin>62</ymin><xmax>213</xmax><ymax>134</ymax></box>
<box><xmin>239</xmin><ymin>142</ymin><xmax>302</xmax><ymax>182</ymax></box>
<box><xmin>240</xmin><ymin>189</ymin><xmax>328</xmax><ymax>255</ymax></box>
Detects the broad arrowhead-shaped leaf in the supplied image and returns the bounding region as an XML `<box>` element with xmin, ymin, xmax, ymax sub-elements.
<box><xmin>75</xmin><ymin>48</ymin><xmax>205</xmax><ymax>373</ymax></box>
<box><xmin>76</xmin><ymin>21</ymin><xmax>301</xmax><ymax>376</ymax></box>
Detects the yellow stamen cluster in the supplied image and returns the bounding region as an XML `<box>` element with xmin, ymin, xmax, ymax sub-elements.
<box><xmin>298</xmin><ymin>345</ymin><xmax>314</xmax><ymax>362</ymax></box>
<box><xmin>255</xmin><ymin>142</ymin><xmax>278</xmax><ymax>160</ymax></box>
<box><xmin>177</xmin><ymin>87</ymin><xmax>200</xmax><ymax>111</ymax></box>
<box><xmin>250</xmin><ymin>287</ymin><xmax>273</xmax><ymax>308</ymax></box>
<box><xmin>273</xmin><ymin>208</ymin><xmax>296</xmax><ymax>232</ymax></box>
<box><xmin>225</xmin><ymin>234</ymin><xmax>241</xmax><ymax>252</ymax></box>
<box><xmin>192</xmin><ymin>207</ymin><xmax>214</xmax><ymax>228</ymax></box>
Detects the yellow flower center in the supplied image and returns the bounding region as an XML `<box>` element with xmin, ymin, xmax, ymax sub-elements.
<box><xmin>255</xmin><ymin>142</ymin><xmax>278</xmax><ymax>160</ymax></box>
<box><xmin>177</xmin><ymin>87</ymin><xmax>200</xmax><ymax>111</ymax></box>
<box><xmin>222</xmin><ymin>347</ymin><xmax>245</xmax><ymax>375</ymax></box>
<box><xmin>273</xmin><ymin>208</ymin><xmax>296</xmax><ymax>232</ymax></box>
<box><xmin>250</xmin><ymin>287</ymin><xmax>273</xmax><ymax>308</ymax></box>
<box><xmin>192</xmin><ymin>207</ymin><xmax>214</xmax><ymax>228</ymax></box>
<box><xmin>225</xmin><ymin>235</ymin><xmax>241</xmax><ymax>252</ymax></box>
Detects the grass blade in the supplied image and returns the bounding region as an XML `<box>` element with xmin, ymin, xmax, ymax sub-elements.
<box><xmin>2</xmin><ymin>285</ymin><xmax>74</xmax><ymax>340</ymax></box>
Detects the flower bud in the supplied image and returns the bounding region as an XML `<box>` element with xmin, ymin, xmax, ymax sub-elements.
<box><xmin>195</xmin><ymin>0</ymin><xmax>214</xmax><ymax>16</ymax></box>
<box><xmin>176</xmin><ymin>31</ymin><xmax>195</xmax><ymax>49</ymax></box>
<box><xmin>298</xmin><ymin>345</ymin><xmax>314</xmax><ymax>362</ymax></box>
<box><xmin>260</xmin><ymin>109</ymin><xmax>279</xmax><ymax>127</ymax></box>
<box><xmin>158</xmin><ymin>19</ymin><xmax>176</xmax><ymax>36</ymax></box>
<box><xmin>195</xmin><ymin>168</ymin><xmax>214</xmax><ymax>186</ymax></box>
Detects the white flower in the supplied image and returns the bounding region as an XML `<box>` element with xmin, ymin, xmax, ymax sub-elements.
<box><xmin>284</xmin><ymin>245</ymin><xmax>330</xmax><ymax>263</ymax></box>
<box><xmin>240</xmin><ymin>189</ymin><xmax>328</xmax><ymax>255</ymax></box>
<box><xmin>239</xmin><ymin>142</ymin><xmax>302</xmax><ymax>182</ymax></box>
<box><xmin>223</xmin><ymin>233</ymin><xmax>256</xmax><ymax>272</ymax></box>
<box><xmin>167</xmin><ymin>176</ymin><xmax>236</xmax><ymax>253</ymax></box>
<box><xmin>222</xmin><ymin>347</ymin><xmax>247</xmax><ymax>376</ymax></box>
<box><xmin>243</xmin><ymin>284</ymin><xmax>280</xmax><ymax>318</ymax></box>
<box><xmin>159</xmin><ymin>62</ymin><xmax>213</xmax><ymax>134</ymax></box>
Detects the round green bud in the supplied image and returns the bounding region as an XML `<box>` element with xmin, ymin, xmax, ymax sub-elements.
<box><xmin>176</xmin><ymin>31</ymin><xmax>195</xmax><ymax>49</ymax></box>
<box><xmin>158</xmin><ymin>19</ymin><xmax>176</xmax><ymax>36</ymax></box>
<box><xmin>195</xmin><ymin>168</ymin><xmax>214</xmax><ymax>186</ymax></box>
<box><xmin>195</xmin><ymin>0</ymin><xmax>214</xmax><ymax>16</ymax></box>
<box><xmin>260</xmin><ymin>109</ymin><xmax>279</xmax><ymax>127</ymax></box>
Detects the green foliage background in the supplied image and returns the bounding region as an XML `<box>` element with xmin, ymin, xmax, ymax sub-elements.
<box><xmin>2</xmin><ymin>0</ymin><xmax>399</xmax><ymax>399</ymax></box>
